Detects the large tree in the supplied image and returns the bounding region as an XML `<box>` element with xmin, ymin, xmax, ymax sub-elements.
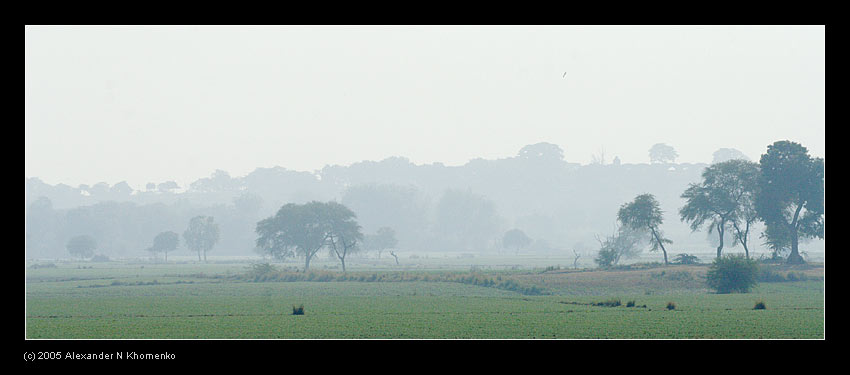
<box><xmin>183</xmin><ymin>216</ymin><xmax>220</xmax><ymax>262</ymax></box>
<box><xmin>256</xmin><ymin>201</ymin><xmax>362</xmax><ymax>271</ymax></box>
<box><xmin>755</xmin><ymin>141</ymin><xmax>824</xmax><ymax>264</ymax></box>
<box><xmin>67</xmin><ymin>235</ymin><xmax>97</xmax><ymax>260</ymax></box>
<box><xmin>679</xmin><ymin>159</ymin><xmax>760</xmax><ymax>259</ymax></box>
<box><xmin>618</xmin><ymin>194</ymin><xmax>672</xmax><ymax>265</ymax></box>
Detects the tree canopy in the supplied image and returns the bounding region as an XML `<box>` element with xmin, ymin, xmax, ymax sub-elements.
<box><xmin>755</xmin><ymin>141</ymin><xmax>824</xmax><ymax>264</ymax></box>
<box><xmin>255</xmin><ymin>201</ymin><xmax>361</xmax><ymax>271</ymax></box>
<box><xmin>503</xmin><ymin>228</ymin><xmax>532</xmax><ymax>254</ymax></box>
<box><xmin>149</xmin><ymin>231</ymin><xmax>179</xmax><ymax>262</ymax></box>
<box><xmin>618</xmin><ymin>194</ymin><xmax>672</xmax><ymax>264</ymax></box>
<box><xmin>183</xmin><ymin>216</ymin><xmax>220</xmax><ymax>262</ymax></box>
<box><xmin>67</xmin><ymin>234</ymin><xmax>97</xmax><ymax>259</ymax></box>
<box><xmin>679</xmin><ymin>159</ymin><xmax>760</xmax><ymax>258</ymax></box>
<box><xmin>649</xmin><ymin>143</ymin><xmax>678</xmax><ymax>164</ymax></box>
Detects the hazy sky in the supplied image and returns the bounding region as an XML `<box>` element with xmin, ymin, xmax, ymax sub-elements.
<box><xmin>25</xmin><ymin>25</ymin><xmax>825</xmax><ymax>190</ymax></box>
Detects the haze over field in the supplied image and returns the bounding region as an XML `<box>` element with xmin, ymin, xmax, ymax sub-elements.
<box><xmin>25</xmin><ymin>25</ymin><xmax>825</xmax><ymax>263</ymax></box>
<box><xmin>25</xmin><ymin>25</ymin><xmax>824</xmax><ymax>190</ymax></box>
<box><xmin>24</xmin><ymin>25</ymin><xmax>826</xmax><ymax>343</ymax></box>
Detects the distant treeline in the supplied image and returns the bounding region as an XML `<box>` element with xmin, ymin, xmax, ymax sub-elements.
<box><xmin>26</xmin><ymin>143</ymin><xmax>819</xmax><ymax>260</ymax></box>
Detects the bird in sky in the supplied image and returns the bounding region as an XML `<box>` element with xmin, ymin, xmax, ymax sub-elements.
<box><xmin>562</xmin><ymin>72</ymin><xmax>567</xmax><ymax>78</ymax></box>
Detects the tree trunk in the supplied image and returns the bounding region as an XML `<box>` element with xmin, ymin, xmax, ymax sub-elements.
<box><xmin>716</xmin><ymin>221</ymin><xmax>725</xmax><ymax>259</ymax></box>
<box><xmin>651</xmin><ymin>228</ymin><xmax>668</xmax><ymax>265</ymax></box>
<box><xmin>787</xmin><ymin>201</ymin><xmax>806</xmax><ymax>264</ymax></box>
<box><xmin>165</xmin><ymin>251</ymin><xmax>168</xmax><ymax>263</ymax></box>
<box><xmin>197</xmin><ymin>250</ymin><xmax>202</xmax><ymax>262</ymax></box>
<box><xmin>203</xmin><ymin>249</ymin><xmax>207</xmax><ymax>263</ymax></box>
<box><xmin>341</xmin><ymin>257</ymin><xmax>346</xmax><ymax>273</ymax></box>
<box><xmin>787</xmin><ymin>224</ymin><xmax>804</xmax><ymax>264</ymax></box>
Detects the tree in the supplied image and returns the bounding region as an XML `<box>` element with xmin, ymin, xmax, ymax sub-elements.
<box><xmin>755</xmin><ymin>141</ymin><xmax>824</xmax><ymax>264</ymax></box>
<box><xmin>648</xmin><ymin>143</ymin><xmax>678</xmax><ymax>164</ymax></box>
<box><xmin>255</xmin><ymin>201</ymin><xmax>361</xmax><ymax>271</ymax></box>
<box><xmin>706</xmin><ymin>254</ymin><xmax>758</xmax><ymax>294</ymax></box>
<box><xmin>618</xmin><ymin>194</ymin><xmax>672</xmax><ymax>265</ymax></box>
<box><xmin>712</xmin><ymin>148</ymin><xmax>750</xmax><ymax>164</ymax></box>
<box><xmin>593</xmin><ymin>226</ymin><xmax>645</xmax><ymax>268</ymax></box>
<box><xmin>502</xmin><ymin>229</ymin><xmax>532</xmax><ymax>255</ymax></box>
<box><xmin>67</xmin><ymin>235</ymin><xmax>97</xmax><ymax>260</ymax></box>
<box><xmin>363</xmin><ymin>227</ymin><xmax>398</xmax><ymax>258</ymax></box>
<box><xmin>433</xmin><ymin>189</ymin><xmax>503</xmax><ymax>252</ymax></box>
<box><xmin>679</xmin><ymin>159</ymin><xmax>760</xmax><ymax>259</ymax></box>
<box><xmin>183</xmin><ymin>216</ymin><xmax>220</xmax><ymax>262</ymax></box>
<box><xmin>324</xmin><ymin>202</ymin><xmax>363</xmax><ymax>272</ymax></box>
<box><xmin>517</xmin><ymin>142</ymin><xmax>565</xmax><ymax>162</ymax></box>
<box><xmin>149</xmin><ymin>231</ymin><xmax>179</xmax><ymax>262</ymax></box>
<box><xmin>157</xmin><ymin>181</ymin><xmax>180</xmax><ymax>193</ymax></box>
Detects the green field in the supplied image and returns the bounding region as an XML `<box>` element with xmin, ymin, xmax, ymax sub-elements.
<box><xmin>25</xmin><ymin>259</ymin><xmax>825</xmax><ymax>339</ymax></box>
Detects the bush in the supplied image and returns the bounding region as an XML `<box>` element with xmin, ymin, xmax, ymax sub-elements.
<box><xmin>666</xmin><ymin>302</ymin><xmax>676</xmax><ymax>310</ymax></box>
<box><xmin>292</xmin><ymin>304</ymin><xmax>305</xmax><ymax>315</ymax></box>
<box><xmin>753</xmin><ymin>301</ymin><xmax>767</xmax><ymax>310</ymax></box>
<box><xmin>706</xmin><ymin>254</ymin><xmax>759</xmax><ymax>294</ymax></box>
<box><xmin>672</xmin><ymin>253</ymin><xmax>700</xmax><ymax>264</ymax></box>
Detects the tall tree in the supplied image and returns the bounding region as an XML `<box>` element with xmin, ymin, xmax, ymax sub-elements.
<box><xmin>618</xmin><ymin>194</ymin><xmax>672</xmax><ymax>265</ymax></box>
<box><xmin>755</xmin><ymin>141</ymin><xmax>824</xmax><ymax>264</ymax></box>
<box><xmin>183</xmin><ymin>216</ymin><xmax>220</xmax><ymax>262</ymax></box>
<box><xmin>67</xmin><ymin>235</ymin><xmax>97</xmax><ymax>260</ymax></box>
<box><xmin>679</xmin><ymin>159</ymin><xmax>760</xmax><ymax>259</ymax></box>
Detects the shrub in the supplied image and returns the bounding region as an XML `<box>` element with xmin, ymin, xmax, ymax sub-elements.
<box><xmin>666</xmin><ymin>302</ymin><xmax>676</xmax><ymax>310</ymax></box>
<box><xmin>672</xmin><ymin>253</ymin><xmax>700</xmax><ymax>264</ymax></box>
<box><xmin>706</xmin><ymin>254</ymin><xmax>759</xmax><ymax>294</ymax></box>
<box><xmin>626</xmin><ymin>300</ymin><xmax>636</xmax><ymax>307</ymax></box>
<box><xmin>292</xmin><ymin>304</ymin><xmax>305</xmax><ymax>315</ymax></box>
<box><xmin>754</xmin><ymin>301</ymin><xmax>767</xmax><ymax>310</ymax></box>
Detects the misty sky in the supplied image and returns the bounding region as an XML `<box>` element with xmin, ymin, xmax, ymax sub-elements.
<box><xmin>25</xmin><ymin>25</ymin><xmax>825</xmax><ymax>190</ymax></box>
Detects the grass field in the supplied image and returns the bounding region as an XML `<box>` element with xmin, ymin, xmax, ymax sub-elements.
<box><xmin>25</xmin><ymin>258</ymin><xmax>825</xmax><ymax>339</ymax></box>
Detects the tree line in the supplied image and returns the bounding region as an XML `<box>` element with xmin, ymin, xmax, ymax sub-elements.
<box><xmin>594</xmin><ymin>140</ymin><xmax>824</xmax><ymax>267</ymax></box>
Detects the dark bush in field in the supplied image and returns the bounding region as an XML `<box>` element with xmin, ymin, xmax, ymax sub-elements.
<box><xmin>672</xmin><ymin>253</ymin><xmax>700</xmax><ymax>264</ymax></box>
<box><xmin>706</xmin><ymin>254</ymin><xmax>759</xmax><ymax>294</ymax></box>
<box><xmin>753</xmin><ymin>300</ymin><xmax>767</xmax><ymax>310</ymax></box>
<box><xmin>666</xmin><ymin>302</ymin><xmax>676</xmax><ymax>310</ymax></box>
<box><xmin>593</xmin><ymin>299</ymin><xmax>621</xmax><ymax>307</ymax></box>
<box><xmin>292</xmin><ymin>304</ymin><xmax>304</xmax><ymax>315</ymax></box>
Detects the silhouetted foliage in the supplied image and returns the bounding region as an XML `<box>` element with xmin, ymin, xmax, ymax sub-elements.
<box><xmin>503</xmin><ymin>229</ymin><xmax>532</xmax><ymax>254</ymax></box>
<box><xmin>649</xmin><ymin>143</ymin><xmax>678</xmax><ymax>164</ymax></box>
<box><xmin>67</xmin><ymin>235</ymin><xmax>97</xmax><ymax>260</ymax></box>
<box><xmin>618</xmin><ymin>194</ymin><xmax>672</xmax><ymax>264</ymax></box>
<box><xmin>755</xmin><ymin>141</ymin><xmax>824</xmax><ymax>264</ymax></box>
<box><xmin>183</xmin><ymin>216</ymin><xmax>219</xmax><ymax>262</ymax></box>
